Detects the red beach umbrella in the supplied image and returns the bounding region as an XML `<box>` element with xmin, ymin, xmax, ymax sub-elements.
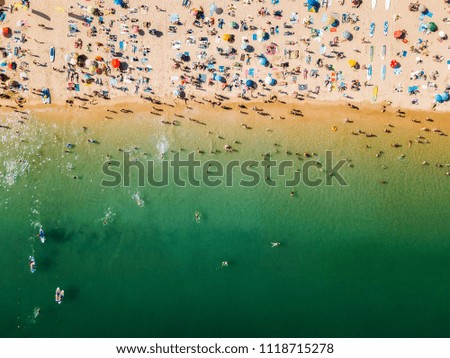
<box><xmin>2</xmin><ymin>27</ymin><xmax>10</xmax><ymax>37</ymax></box>
<box><xmin>393</xmin><ymin>30</ymin><xmax>404</xmax><ymax>39</ymax></box>
<box><xmin>111</xmin><ymin>58</ymin><xmax>121</xmax><ymax>69</ymax></box>
<box><xmin>390</xmin><ymin>59</ymin><xmax>400</xmax><ymax>68</ymax></box>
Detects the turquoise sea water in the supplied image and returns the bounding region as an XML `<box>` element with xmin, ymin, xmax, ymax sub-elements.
<box><xmin>0</xmin><ymin>106</ymin><xmax>449</xmax><ymax>337</ymax></box>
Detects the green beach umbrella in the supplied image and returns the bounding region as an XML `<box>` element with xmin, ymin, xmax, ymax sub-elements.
<box><xmin>428</xmin><ymin>22</ymin><xmax>437</xmax><ymax>32</ymax></box>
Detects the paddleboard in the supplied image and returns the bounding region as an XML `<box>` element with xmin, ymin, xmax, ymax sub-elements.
<box><xmin>385</xmin><ymin>0</ymin><xmax>390</xmax><ymax>10</ymax></box>
<box><xmin>381</xmin><ymin>45</ymin><xmax>386</xmax><ymax>60</ymax></box>
<box><xmin>50</xmin><ymin>47</ymin><xmax>55</xmax><ymax>63</ymax></box>
<box><xmin>372</xmin><ymin>85</ymin><xmax>378</xmax><ymax>102</ymax></box>
<box><xmin>381</xmin><ymin>64</ymin><xmax>386</xmax><ymax>80</ymax></box>
<box><xmin>367</xmin><ymin>64</ymin><xmax>372</xmax><ymax>80</ymax></box>
<box><xmin>372</xmin><ymin>0</ymin><xmax>377</xmax><ymax>10</ymax></box>
<box><xmin>369</xmin><ymin>23</ymin><xmax>375</xmax><ymax>37</ymax></box>
<box><xmin>370</xmin><ymin>45</ymin><xmax>374</xmax><ymax>62</ymax></box>
<box><xmin>383</xmin><ymin>21</ymin><xmax>388</xmax><ymax>36</ymax></box>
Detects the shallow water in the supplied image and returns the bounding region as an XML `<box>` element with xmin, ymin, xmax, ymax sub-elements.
<box><xmin>1</xmin><ymin>105</ymin><xmax>449</xmax><ymax>337</ymax></box>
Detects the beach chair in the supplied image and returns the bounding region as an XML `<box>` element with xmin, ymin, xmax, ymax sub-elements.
<box><xmin>252</xmin><ymin>34</ymin><xmax>257</xmax><ymax>41</ymax></box>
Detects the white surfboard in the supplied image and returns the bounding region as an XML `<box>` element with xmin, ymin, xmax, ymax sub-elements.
<box><xmin>385</xmin><ymin>0</ymin><xmax>390</xmax><ymax>10</ymax></box>
<box><xmin>372</xmin><ymin>0</ymin><xmax>377</xmax><ymax>10</ymax></box>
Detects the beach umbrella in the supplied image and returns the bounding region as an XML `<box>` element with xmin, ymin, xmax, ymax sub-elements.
<box><xmin>111</xmin><ymin>58</ymin><xmax>121</xmax><ymax>69</ymax></box>
<box><xmin>16</xmin><ymin>20</ymin><xmax>25</xmax><ymax>27</ymax></box>
<box><xmin>241</xmin><ymin>42</ymin><xmax>249</xmax><ymax>51</ymax></box>
<box><xmin>89</xmin><ymin>65</ymin><xmax>96</xmax><ymax>73</ymax></box>
<box><xmin>259</xmin><ymin>57</ymin><xmax>268</xmax><ymax>66</ymax></box>
<box><xmin>64</xmin><ymin>53</ymin><xmax>72</xmax><ymax>62</ymax></box>
<box><xmin>256</xmin><ymin>29</ymin><xmax>268</xmax><ymax>41</ymax></box>
<box><xmin>265</xmin><ymin>75</ymin><xmax>276</xmax><ymax>86</ymax></box>
<box><xmin>348</xmin><ymin>59</ymin><xmax>357</xmax><ymax>67</ymax></box>
<box><xmin>434</xmin><ymin>94</ymin><xmax>443</xmax><ymax>103</ymax></box>
<box><xmin>393</xmin><ymin>30</ymin><xmax>404</xmax><ymax>39</ymax></box>
<box><xmin>132</xmin><ymin>25</ymin><xmax>139</xmax><ymax>34</ymax></box>
<box><xmin>245</xmin><ymin>79</ymin><xmax>256</xmax><ymax>88</ymax></box>
<box><xmin>441</xmin><ymin>92</ymin><xmax>449</xmax><ymax>102</ymax></box>
<box><xmin>69</xmin><ymin>58</ymin><xmax>77</xmax><ymax>65</ymax></box>
<box><xmin>224</xmin><ymin>45</ymin><xmax>234</xmax><ymax>54</ymax></box>
<box><xmin>222</xmin><ymin>33</ymin><xmax>231</xmax><ymax>42</ymax></box>
<box><xmin>428</xmin><ymin>22</ymin><xmax>437</xmax><ymax>32</ymax></box>
<box><xmin>419</xmin><ymin>4</ymin><xmax>427</xmax><ymax>13</ymax></box>
<box><xmin>2</xmin><ymin>27</ymin><xmax>10</xmax><ymax>37</ymax></box>
<box><xmin>8</xmin><ymin>62</ymin><xmax>16</xmax><ymax>70</ymax></box>
<box><xmin>209</xmin><ymin>3</ymin><xmax>218</xmax><ymax>16</ymax></box>
<box><xmin>230</xmin><ymin>21</ymin><xmax>238</xmax><ymax>29</ymax></box>
<box><xmin>390</xmin><ymin>59</ymin><xmax>399</xmax><ymax>68</ymax></box>
<box><xmin>0</xmin><ymin>61</ymin><xmax>6</xmax><ymax>67</ymax></box>
<box><xmin>87</xmin><ymin>6</ymin><xmax>95</xmax><ymax>14</ymax></box>
<box><xmin>113</xmin><ymin>0</ymin><xmax>123</xmax><ymax>6</ymax></box>
<box><xmin>96</xmin><ymin>68</ymin><xmax>103</xmax><ymax>75</ymax></box>
<box><xmin>169</xmin><ymin>14</ymin><xmax>180</xmax><ymax>23</ymax></box>
<box><xmin>85</xmin><ymin>59</ymin><xmax>92</xmax><ymax>67</ymax></box>
<box><xmin>439</xmin><ymin>31</ymin><xmax>447</xmax><ymax>39</ymax></box>
<box><xmin>342</xmin><ymin>30</ymin><xmax>352</xmax><ymax>40</ymax></box>
<box><xmin>95</xmin><ymin>56</ymin><xmax>104</xmax><ymax>62</ymax></box>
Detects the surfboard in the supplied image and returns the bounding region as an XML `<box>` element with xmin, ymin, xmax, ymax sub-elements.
<box><xmin>372</xmin><ymin>0</ymin><xmax>377</xmax><ymax>10</ymax></box>
<box><xmin>385</xmin><ymin>0</ymin><xmax>390</xmax><ymax>10</ymax></box>
<box><xmin>370</xmin><ymin>45</ymin><xmax>374</xmax><ymax>61</ymax></box>
<box><xmin>383</xmin><ymin>21</ymin><xmax>388</xmax><ymax>36</ymax></box>
<box><xmin>381</xmin><ymin>45</ymin><xmax>386</xmax><ymax>60</ymax></box>
<box><xmin>367</xmin><ymin>64</ymin><xmax>372</xmax><ymax>80</ymax></box>
<box><xmin>50</xmin><ymin>47</ymin><xmax>55</xmax><ymax>63</ymax></box>
<box><xmin>381</xmin><ymin>64</ymin><xmax>386</xmax><ymax>80</ymax></box>
<box><xmin>372</xmin><ymin>85</ymin><xmax>378</xmax><ymax>102</ymax></box>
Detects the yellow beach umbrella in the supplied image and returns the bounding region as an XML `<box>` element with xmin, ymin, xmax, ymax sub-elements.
<box><xmin>348</xmin><ymin>59</ymin><xmax>357</xmax><ymax>67</ymax></box>
<box><xmin>222</xmin><ymin>34</ymin><xmax>231</xmax><ymax>42</ymax></box>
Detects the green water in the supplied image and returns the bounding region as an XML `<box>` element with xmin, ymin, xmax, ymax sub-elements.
<box><xmin>0</xmin><ymin>107</ymin><xmax>449</xmax><ymax>337</ymax></box>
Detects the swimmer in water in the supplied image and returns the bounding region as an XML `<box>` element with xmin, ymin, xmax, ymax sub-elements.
<box><xmin>195</xmin><ymin>211</ymin><xmax>200</xmax><ymax>222</ymax></box>
<box><xmin>271</xmin><ymin>242</ymin><xmax>280</xmax><ymax>247</ymax></box>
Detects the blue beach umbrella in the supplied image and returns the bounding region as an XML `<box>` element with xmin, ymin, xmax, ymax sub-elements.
<box><xmin>245</xmin><ymin>79</ymin><xmax>256</xmax><ymax>88</ymax></box>
<box><xmin>259</xmin><ymin>57</ymin><xmax>268</xmax><ymax>66</ymax></box>
<box><xmin>170</xmin><ymin>14</ymin><xmax>180</xmax><ymax>23</ymax></box>
<box><xmin>209</xmin><ymin>3</ymin><xmax>218</xmax><ymax>16</ymax></box>
<box><xmin>441</xmin><ymin>92</ymin><xmax>449</xmax><ymax>101</ymax></box>
<box><xmin>434</xmin><ymin>94</ymin><xmax>443</xmax><ymax>103</ymax></box>
<box><xmin>113</xmin><ymin>0</ymin><xmax>123</xmax><ymax>6</ymax></box>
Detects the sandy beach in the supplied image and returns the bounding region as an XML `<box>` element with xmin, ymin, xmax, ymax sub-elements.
<box><xmin>0</xmin><ymin>0</ymin><xmax>449</xmax><ymax>111</ymax></box>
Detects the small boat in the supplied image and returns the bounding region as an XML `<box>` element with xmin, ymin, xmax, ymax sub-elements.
<box><xmin>385</xmin><ymin>0</ymin><xmax>390</xmax><ymax>10</ymax></box>
<box><xmin>41</xmin><ymin>88</ymin><xmax>51</xmax><ymax>104</ymax></box>
<box><xmin>369</xmin><ymin>23</ymin><xmax>375</xmax><ymax>37</ymax></box>
<box><xmin>381</xmin><ymin>65</ymin><xmax>386</xmax><ymax>80</ymax></box>
<box><xmin>369</xmin><ymin>45</ymin><xmax>374</xmax><ymax>62</ymax></box>
<box><xmin>55</xmin><ymin>287</ymin><xmax>64</xmax><ymax>304</ymax></box>
<box><xmin>383</xmin><ymin>21</ymin><xmax>389</xmax><ymax>36</ymax></box>
<box><xmin>50</xmin><ymin>47</ymin><xmax>55</xmax><ymax>63</ymax></box>
<box><xmin>39</xmin><ymin>228</ymin><xmax>45</xmax><ymax>243</ymax></box>
<box><xmin>381</xmin><ymin>45</ymin><xmax>386</xmax><ymax>60</ymax></box>
<box><xmin>372</xmin><ymin>85</ymin><xmax>378</xmax><ymax>102</ymax></box>
<box><xmin>29</xmin><ymin>256</ymin><xmax>36</xmax><ymax>273</ymax></box>
<box><xmin>367</xmin><ymin>64</ymin><xmax>372</xmax><ymax>80</ymax></box>
<box><xmin>372</xmin><ymin>0</ymin><xmax>377</xmax><ymax>9</ymax></box>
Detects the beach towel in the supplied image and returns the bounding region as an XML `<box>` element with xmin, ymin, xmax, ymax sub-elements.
<box><xmin>0</xmin><ymin>12</ymin><xmax>6</xmax><ymax>22</ymax></box>
<box><xmin>330</xmin><ymin>27</ymin><xmax>337</xmax><ymax>32</ymax></box>
<box><xmin>393</xmin><ymin>68</ymin><xmax>402</xmax><ymax>75</ymax></box>
<box><xmin>74</xmin><ymin>83</ymin><xmax>80</xmax><ymax>91</ymax></box>
<box><xmin>252</xmin><ymin>34</ymin><xmax>257</xmax><ymax>41</ymax></box>
<box><xmin>248</xmin><ymin>68</ymin><xmax>255</xmax><ymax>77</ymax></box>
